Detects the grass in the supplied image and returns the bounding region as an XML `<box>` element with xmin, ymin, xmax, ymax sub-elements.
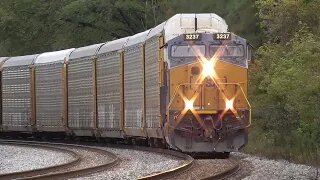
<box><xmin>244</xmin><ymin>125</ymin><xmax>320</xmax><ymax>167</ymax></box>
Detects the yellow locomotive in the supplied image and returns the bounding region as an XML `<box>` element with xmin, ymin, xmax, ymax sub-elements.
<box><xmin>0</xmin><ymin>14</ymin><xmax>251</xmax><ymax>154</ymax></box>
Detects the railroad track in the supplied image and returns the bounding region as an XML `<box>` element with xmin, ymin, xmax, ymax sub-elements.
<box><xmin>0</xmin><ymin>138</ymin><xmax>240</xmax><ymax>179</ymax></box>
<box><xmin>71</xmin><ymin>143</ymin><xmax>240</xmax><ymax>180</ymax></box>
<box><xmin>0</xmin><ymin>141</ymin><xmax>80</xmax><ymax>179</ymax></box>
<box><xmin>200</xmin><ymin>158</ymin><xmax>240</xmax><ymax>180</ymax></box>
<box><xmin>139</xmin><ymin>156</ymin><xmax>240</xmax><ymax>180</ymax></box>
<box><xmin>0</xmin><ymin>139</ymin><xmax>119</xmax><ymax>180</ymax></box>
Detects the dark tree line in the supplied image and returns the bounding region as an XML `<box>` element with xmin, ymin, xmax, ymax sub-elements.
<box><xmin>0</xmin><ymin>0</ymin><xmax>162</xmax><ymax>56</ymax></box>
<box><xmin>248</xmin><ymin>0</ymin><xmax>320</xmax><ymax>165</ymax></box>
<box><xmin>0</xmin><ymin>0</ymin><xmax>259</xmax><ymax>56</ymax></box>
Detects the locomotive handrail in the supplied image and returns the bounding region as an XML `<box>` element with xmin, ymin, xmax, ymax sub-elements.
<box><xmin>167</xmin><ymin>82</ymin><xmax>251</xmax><ymax>127</ymax></box>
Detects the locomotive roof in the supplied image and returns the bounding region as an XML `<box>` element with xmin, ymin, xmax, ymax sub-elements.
<box><xmin>164</xmin><ymin>13</ymin><xmax>228</xmax><ymax>41</ymax></box>
<box><xmin>3</xmin><ymin>54</ymin><xmax>38</xmax><ymax>67</ymax></box>
<box><xmin>34</xmin><ymin>48</ymin><xmax>75</xmax><ymax>64</ymax></box>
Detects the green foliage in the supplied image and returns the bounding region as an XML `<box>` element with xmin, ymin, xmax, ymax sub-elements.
<box><xmin>53</xmin><ymin>0</ymin><xmax>149</xmax><ymax>49</ymax></box>
<box><xmin>248</xmin><ymin>0</ymin><xmax>320</xmax><ymax>165</ymax></box>
<box><xmin>256</xmin><ymin>0</ymin><xmax>320</xmax><ymax>42</ymax></box>
<box><xmin>0</xmin><ymin>0</ymin><xmax>156</xmax><ymax>56</ymax></box>
<box><xmin>0</xmin><ymin>0</ymin><xmax>70</xmax><ymax>55</ymax></box>
<box><xmin>0</xmin><ymin>0</ymin><xmax>260</xmax><ymax>56</ymax></box>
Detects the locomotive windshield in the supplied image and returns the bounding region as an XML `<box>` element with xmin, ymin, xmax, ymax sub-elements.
<box><xmin>167</xmin><ymin>33</ymin><xmax>248</xmax><ymax>68</ymax></box>
<box><xmin>210</xmin><ymin>45</ymin><xmax>244</xmax><ymax>57</ymax></box>
<box><xmin>210</xmin><ymin>44</ymin><xmax>247</xmax><ymax>67</ymax></box>
<box><xmin>171</xmin><ymin>45</ymin><xmax>205</xmax><ymax>57</ymax></box>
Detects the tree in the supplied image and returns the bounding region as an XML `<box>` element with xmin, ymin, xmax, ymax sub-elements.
<box><xmin>0</xmin><ymin>0</ymin><xmax>260</xmax><ymax>56</ymax></box>
<box><xmin>248</xmin><ymin>0</ymin><xmax>320</xmax><ymax>163</ymax></box>
<box><xmin>0</xmin><ymin>0</ymin><xmax>157</xmax><ymax>56</ymax></box>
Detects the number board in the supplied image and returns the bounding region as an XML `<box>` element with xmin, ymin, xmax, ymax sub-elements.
<box><xmin>213</xmin><ymin>33</ymin><xmax>231</xmax><ymax>40</ymax></box>
<box><xmin>184</xmin><ymin>33</ymin><xmax>202</xmax><ymax>41</ymax></box>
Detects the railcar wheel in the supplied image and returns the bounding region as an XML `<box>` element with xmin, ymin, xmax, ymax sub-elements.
<box><xmin>160</xmin><ymin>139</ymin><xmax>168</xmax><ymax>149</ymax></box>
<box><xmin>96</xmin><ymin>137</ymin><xmax>102</xmax><ymax>143</ymax></box>
<box><xmin>64</xmin><ymin>136</ymin><xmax>71</xmax><ymax>142</ymax></box>
<box><xmin>218</xmin><ymin>152</ymin><xmax>230</xmax><ymax>158</ymax></box>
<box><xmin>131</xmin><ymin>138</ymin><xmax>136</xmax><ymax>146</ymax></box>
<box><xmin>153</xmin><ymin>138</ymin><xmax>159</xmax><ymax>148</ymax></box>
<box><xmin>73</xmin><ymin>136</ymin><xmax>80</xmax><ymax>143</ymax></box>
<box><xmin>148</xmin><ymin>138</ymin><xmax>153</xmax><ymax>147</ymax></box>
<box><xmin>33</xmin><ymin>133</ymin><xmax>43</xmax><ymax>140</ymax></box>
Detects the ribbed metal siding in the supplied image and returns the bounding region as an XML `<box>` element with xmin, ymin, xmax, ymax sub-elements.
<box><xmin>124</xmin><ymin>47</ymin><xmax>143</xmax><ymax>128</ymax></box>
<box><xmin>96</xmin><ymin>52</ymin><xmax>120</xmax><ymax>129</ymax></box>
<box><xmin>145</xmin><ymin>37</ymin><xmax>160</xmax><ymax>128</ymax></box>
<box><xmin>2</xmin><ymin>66</ymin><xmax>31</xmax><ymax>126</ymax></box>
<box><xmin>35</xmin><ymin>63</ymin><xmax>63</xmax><ymax>127</ymax></box>
<box><xmin>68</xmin><ymin>57</ymin><xmax>93</xmax><ymax>128</ymax></box>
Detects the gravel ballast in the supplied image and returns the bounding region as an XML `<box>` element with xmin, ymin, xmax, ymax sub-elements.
<box><xmin>231</xmin><ymin>153</ymin><xmax>319</xmax><ymax>180</ymax></box>
<box><xmin>0</xmin><ymin>144</ymin><xmax>74</xmax><ymax>174</ymax></box>
<box><xmin>72</xmin><ymin>147</ymin><xmax>185</xmax><ymax>180</ymax></box>
<box><xmin>4</xmin><ymin>143</ymin><xmax>318</xmax><ymax>179</ymax></box>
<box><xmin>170</xmin><ymin>158</ymin><xmax>237</xmax><ymax>180</ymax></box>
<box><xmin>55</xmin><ymin>147</ymin><xmax>114</xmax><ymax>172</ymax></box>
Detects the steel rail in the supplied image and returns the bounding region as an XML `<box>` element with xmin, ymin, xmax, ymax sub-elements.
<box><xmin>0</xmin><ymin>138</ymin><xmax>194</xmax><ymax>180</ymax></box>
<box><xmin>0</xmin><ymin>139</ymin><xmax>119</xmax><ymax>180</ymax></box>
<box><xmin>0</xmin><ymin>138</ymin><xmax>240</xmax><ymax>180</ymax></box>
<box><xmin>200</xmin><ymin>158</ymin><xmax>240</xmax><ymax>180</ymax></box>
<box><xmin>137</xmin><ymin>148</ymin><xmax>194</xmax><ymax>180</ymax></box>
<box><xmin>139</xmin><ymin>153</ymin><xmax>240</xmax><ymax>180</ymax></box>
<box><xmin>60</xmin><ymin>142</ymin><xmax>195</xmax><ymax>180</ymax></box>
<box><xmin>1</xmin><ymin>138</ymin><xmax>241</xmax><ymax>180</ymax></box>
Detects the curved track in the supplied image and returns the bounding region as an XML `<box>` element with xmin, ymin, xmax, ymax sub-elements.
<box><xmin>66</xmin><ymin>143</ymin><xmax>195</xmax><ymax>180</ymax></box>
<box><xmin>0</xmin><ymin>140</ymin><xmax>119</xmax><ymax>180</ymax></box>
<box><xmin>135</xmin><ymin>148</ymin><xmax>194</xmax><ymax>180</ymax></box>
<box><xmin>0</xmin><ymin>141</ymin><xmax>80</xmax><ymax>179</ymax></box>
<box><xmin>140</xmin><ymin>156</ymin><xmax>240</xmax><ymax>180</ymax></box>
<box><xmin>96</xmin><ymin>144</ymin><xmax>239</xmax><ymax>180</ymax></box>
<box><xmin>0</xmin><ymin>138</ymin><xmax>240</xmax><ymax>179</ymax></box>
<box><xmin>200</xmin><ymin>158</ymin><xmax>240</xmax><ymax>180</ymax></box>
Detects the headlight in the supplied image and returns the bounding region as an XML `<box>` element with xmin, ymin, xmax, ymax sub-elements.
<box><xmin>225</xmin><ymin>99</ymin><xmax>234</xmax><ymax>110</ymax></box>
<box><xmin>185</xmin><ymin>100</ymin><xmax>194</xmax><ymax>110</ymax></box>
<box><xmin>203</xmin><ymin>60</ymin><xmax>214</xmax><ymax>77</ymax></box>
<box><xmin>200</xmin><ymin>57</ymin><xmax>217</xmax><ymax>80</ymax></box>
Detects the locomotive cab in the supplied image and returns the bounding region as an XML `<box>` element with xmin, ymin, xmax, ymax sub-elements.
<box><xmin>164</xmin><ymin>32</ymin><xmax>251</xmax><ymax>153</ymax></box>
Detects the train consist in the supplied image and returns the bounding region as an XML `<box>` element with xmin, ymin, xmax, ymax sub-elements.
<box><xmin>0</xmin><ymin>14</ymin><xmax>251</xmax><ymax>153</ymax></box>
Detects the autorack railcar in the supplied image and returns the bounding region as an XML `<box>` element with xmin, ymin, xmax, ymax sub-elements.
<box><xmin>0</xmin><ymin>13</ymin><xmax>252</xmax><ymax>154</ymax></box>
